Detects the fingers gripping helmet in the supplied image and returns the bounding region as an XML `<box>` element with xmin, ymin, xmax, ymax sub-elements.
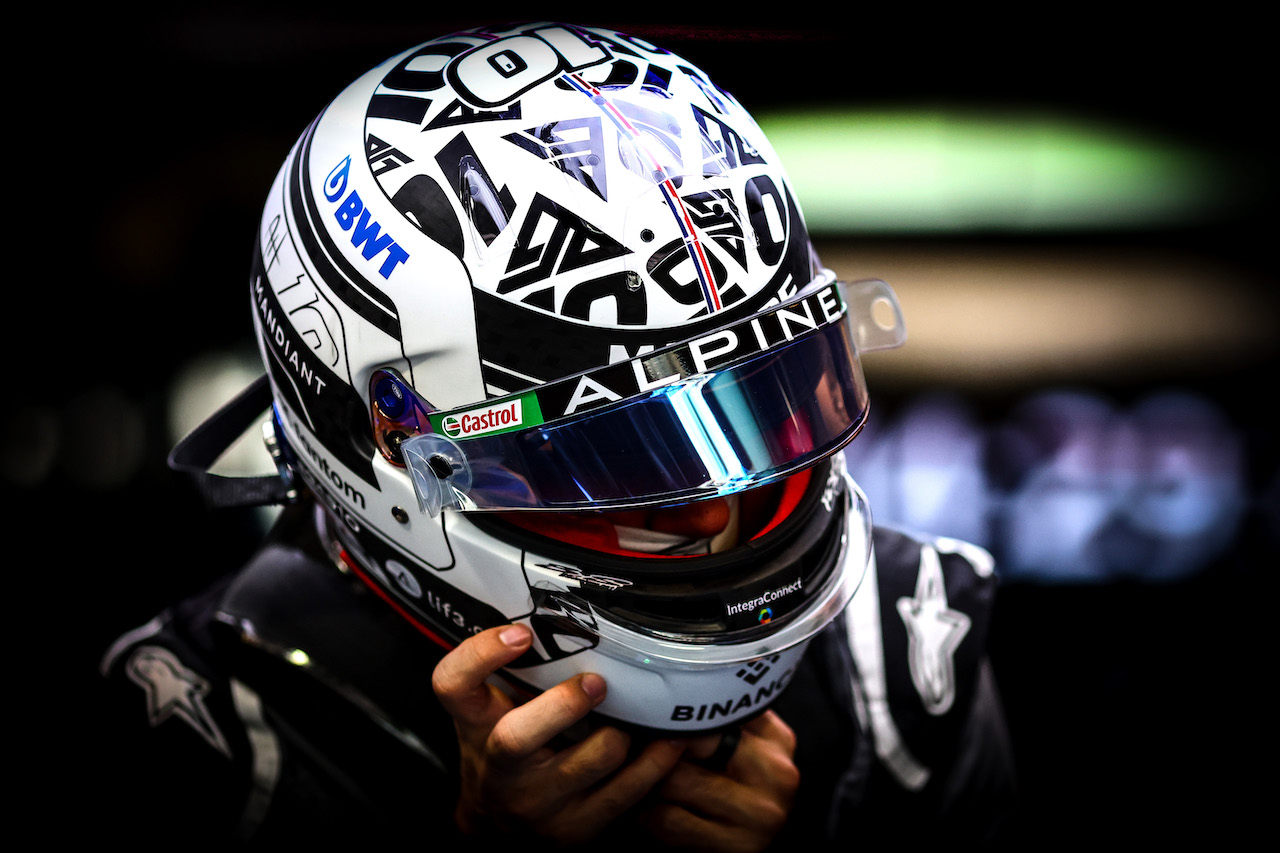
<box><xmin>248</xmin><ymin>22</ymin><xmax>905</xmax><ymax>732</ymax></box>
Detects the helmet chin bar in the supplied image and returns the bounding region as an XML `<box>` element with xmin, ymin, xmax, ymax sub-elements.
<box><xmin>507</xmin><ymin>472</ymin><xmax>873</xmax><ymax>731</ymax></box>
<box><xmin>517</xmin><ymin>471</ymin><xmax>870</xmax><ymax>669</ymax></box>
<box><xmin>313</xmin><ymin>466</ymin><xmax>873</xmax><ymax>732</ymax></box>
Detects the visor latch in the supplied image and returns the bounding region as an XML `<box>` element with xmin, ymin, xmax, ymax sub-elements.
<box><xmin>402</xmin><ymin>432</ymin><xmax>473</xmax><ymax>517</ymax></box>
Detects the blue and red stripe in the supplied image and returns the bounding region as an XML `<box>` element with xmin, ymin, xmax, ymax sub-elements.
<box><xmin>565</xmin><ymin>72</ymin><xmax>722</xmax><ymax>312</ymax></box>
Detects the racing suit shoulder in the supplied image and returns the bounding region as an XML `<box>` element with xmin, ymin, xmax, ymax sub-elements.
<box><xmin>865</xmin><ymin>525</ymin><xmax>999</xmax><ymax>760</ymax></box>
<box><xmin>96</xmin><ymin>573</ymin><xmax>260</xmax><ymax>839</ymax></box>
<box><xmin>780</xmin><ymin>525</ymin><xmax>1015</xmax><ymax>847</ymax></box>
<box><xmin>95</xmin><ymin>501</ymin><xmax>459</xmax><ymax>844</ymax></box>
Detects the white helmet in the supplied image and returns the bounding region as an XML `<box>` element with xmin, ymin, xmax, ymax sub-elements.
<box><xmin>239</xmin><ymin>22</ymin><xmax>905</xmax><ymax>732</ymax></box>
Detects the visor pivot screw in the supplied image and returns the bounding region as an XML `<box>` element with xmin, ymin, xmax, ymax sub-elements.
<box><xmin>391</xmin><ymin>506</ymin><xmax>409</xmax><ymax>524</ymax></box>
<box><xmin>427</xmin><ymin>453</ymin><xmax>453</xmax><ymax>480</ymax></box>
<box><xmin>385</xmin><ymin>430</ymin><xmax>409</xmax><ymax>463</ymax></box>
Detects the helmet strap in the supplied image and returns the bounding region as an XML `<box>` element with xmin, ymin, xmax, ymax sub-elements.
<box><xmin>167</xmin><ymin>374</ymin><xmax>297</xmax><ymax>509</ymax></box>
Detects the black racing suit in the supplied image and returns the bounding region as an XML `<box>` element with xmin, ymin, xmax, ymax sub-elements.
<box><xmin>96</xmin><ymin>499</ymin><xmax>1016</xmax><ymax>848</ymax></box>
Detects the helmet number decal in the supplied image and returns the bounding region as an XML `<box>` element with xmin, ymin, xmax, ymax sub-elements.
<box><xmin>448</xmin><ymin>26</ymin><xmax>610</xmax><ymax>108</ymax></box>
<box><xmin>371</xmin><ymin>26</ymin><xmax>611</xmax><ymax>122</ymax></box>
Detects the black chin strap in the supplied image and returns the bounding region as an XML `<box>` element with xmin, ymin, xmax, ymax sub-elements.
<box><xmin>167</xmin><ymin>374</ymin><xmax>298</xmax><ymax>509</ymax></box>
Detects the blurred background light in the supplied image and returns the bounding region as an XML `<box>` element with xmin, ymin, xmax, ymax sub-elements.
<box><xmin>758</xmin><ymin>107</ymin><xmax>1241</xmax><ymax>233</ymax></box>
<box><xmin>818</xmin><ymin>242</ymin><xmax>1277</xmax><ymax>386</ymax></box>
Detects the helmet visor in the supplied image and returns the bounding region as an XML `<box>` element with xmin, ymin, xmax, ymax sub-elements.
<box><xmin>394</xmin><ymin>275</ymin><xmax>904</xmax><ymax>514</ymax></box>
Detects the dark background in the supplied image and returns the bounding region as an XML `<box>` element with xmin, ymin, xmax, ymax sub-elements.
<box><xmin>13</xmin><ymin>7</ymin><xmax>1274</xmax><ymax>845</ymax></box>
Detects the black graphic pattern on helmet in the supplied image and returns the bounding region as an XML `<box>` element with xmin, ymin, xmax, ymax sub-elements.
<box><xmin>472</xmin><ymin>182</ymin><xmax>812</xmax><ymax>397</ymax></box>
<box><xmin>355</xmin><ymin>23</ymin><xmax>814</xmax><ymax>398</ymax></box>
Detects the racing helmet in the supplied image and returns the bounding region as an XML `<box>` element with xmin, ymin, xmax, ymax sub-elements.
<box><xmin>239</xmin><ymin>22</ymin><xmax>905</xmax><ymax>732</ymax></box>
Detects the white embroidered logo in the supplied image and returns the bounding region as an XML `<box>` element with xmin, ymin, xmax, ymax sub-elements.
<box><xmin>896</xmin><ymin>545</ymin><xmax>971</xmax><ymax>715</ymax></box>
<box><xmin>126</xmin><ymin>645</ymin><xmax>231</xmax><ymax>758</ymax></box>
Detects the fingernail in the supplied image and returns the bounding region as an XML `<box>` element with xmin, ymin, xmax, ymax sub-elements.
<box><xmin>499</xmin><ymin>624</ymin><xmax>530</xmax><ymax>647</ymax></box>
<box><xmin>580</xmin><ymin>673</ymin><xmax>606</xmax><ymax>701</ymax></box>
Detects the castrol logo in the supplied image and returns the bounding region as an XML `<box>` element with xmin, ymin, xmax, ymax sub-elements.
<box><xmin>435</xmin><ymin>394</ymin><xmax>545</xmax><ymax>438</ymax></box>
<box><xmin>441</xmin><ymin>400</ymin><xmax>522</xmax><ymax>438</ymax></box>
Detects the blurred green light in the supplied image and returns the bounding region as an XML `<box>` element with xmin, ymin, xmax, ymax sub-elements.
<box><xmin>757</xmin><ymin>108</ymin><xmax>1233</xmax><ymax>233</ymax></box>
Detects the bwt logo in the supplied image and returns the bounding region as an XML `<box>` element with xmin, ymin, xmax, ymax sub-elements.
<box><xmin>324</xmin><ymin>156</ymin><xmax>410</xmax><ymax>279</ymax></box>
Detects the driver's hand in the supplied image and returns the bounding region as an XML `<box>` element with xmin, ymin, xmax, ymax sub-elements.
<box><xmin>432</xmin><ymin>623</ymin><xmax>688</xmax><ymax>845</ymax></box>
<box><xmin>637</xmin><ymin>711</ymin><xmax>800</xmax><ymax>852</ymax></box>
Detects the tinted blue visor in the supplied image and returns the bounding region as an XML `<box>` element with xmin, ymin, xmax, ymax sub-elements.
<box><xmin>382</xmin><ymin>276</ymin><xmax>904</xmax><ymax>515</ymax></box>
